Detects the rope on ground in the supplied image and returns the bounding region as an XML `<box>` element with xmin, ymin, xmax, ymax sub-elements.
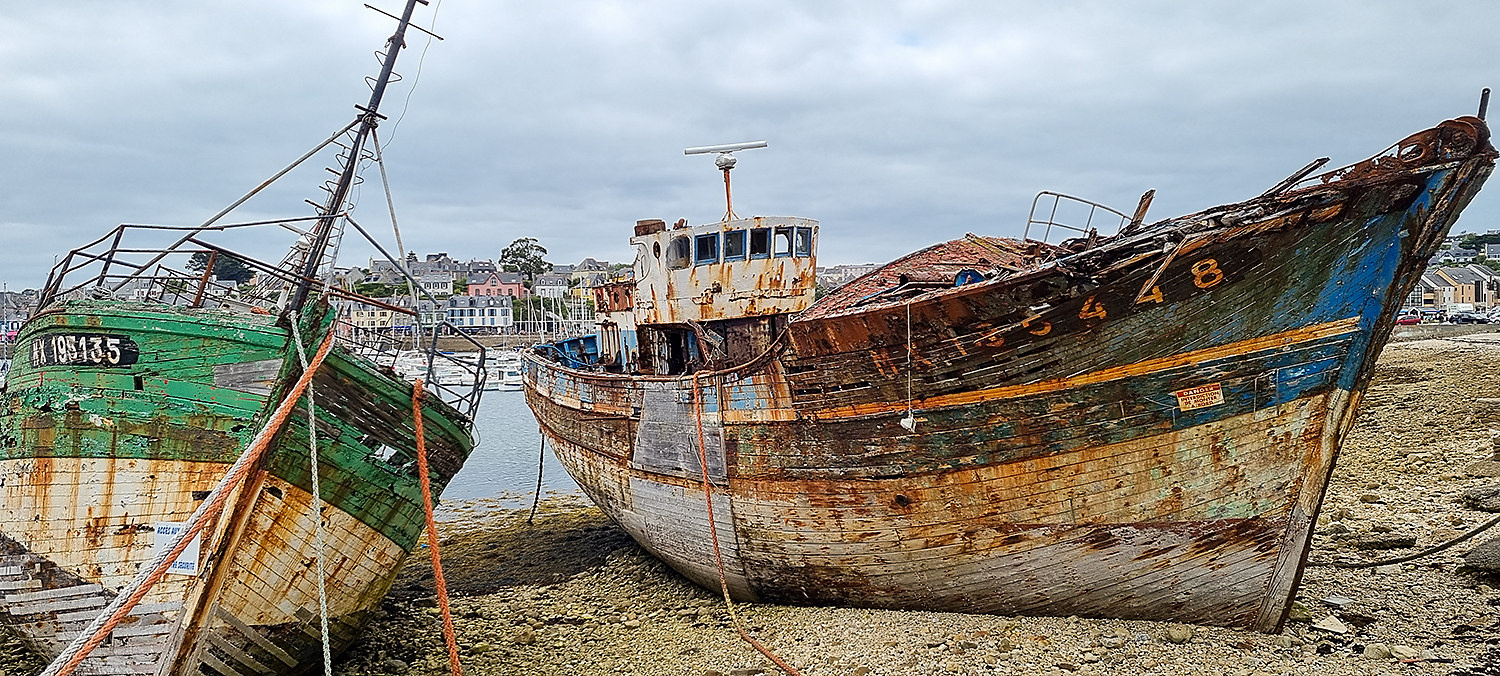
<box><xmin>529</xmin><ymin>433</ymin><xmax>545</xmax><ymax>525</ymax></box>
<box><xmin>412</xmin><ymin>378</ymin><xmax>463</xmax><ymax>676</ymax></box>
<box><xmin>691</xmin><ymin>373</ymin><xmax>805</xmax><ymax>676</ymax></box>
<box><xmin>42</xmin><ymin>329</ymin><xmax>336</xmax><ymax>676</ymax></box>
<box><xmin>289</xmin><ymin>319</ymin><xmax>334</xmax><ymax>676</ymax></box>
<box><xmin>1309</xmin><ymin>512</ymin><xmax>1500</xmax><ymax>569</ymax></box>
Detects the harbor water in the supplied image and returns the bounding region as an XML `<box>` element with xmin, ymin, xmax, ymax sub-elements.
<box><xmin>441</xmin><ymin>389</ymin><xmax>582</xmax><ymax>504</ymax></box>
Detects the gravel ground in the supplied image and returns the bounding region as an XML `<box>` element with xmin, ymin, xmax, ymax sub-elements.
<box><xmin>10</xmin><ymin>336</ymin><xmax>1500</xmax><ymax>676</ymax></box>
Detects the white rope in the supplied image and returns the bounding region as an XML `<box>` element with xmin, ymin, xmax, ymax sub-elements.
<box><xmin>290</xmin><ymin>318</ymin><xmax>333</xmax><ymax>676</ymax></box>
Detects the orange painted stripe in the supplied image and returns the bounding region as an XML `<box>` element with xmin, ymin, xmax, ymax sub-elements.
<box><xmin>809</xmin><ymin>317</ymin><xmax>1359</xmax><ymax>420</ymax></box>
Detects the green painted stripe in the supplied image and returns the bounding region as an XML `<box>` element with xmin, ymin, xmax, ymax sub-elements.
<box><xmin>1</xmin><ymin>302</ymin><xmax>475</xmax><ymax>552</ymax></box>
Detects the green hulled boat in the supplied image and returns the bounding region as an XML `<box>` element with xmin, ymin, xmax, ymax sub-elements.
<box><xmin>0</xmin><ymin>2</ymin><xmax>483</xmax><ymax>674</ymax></box>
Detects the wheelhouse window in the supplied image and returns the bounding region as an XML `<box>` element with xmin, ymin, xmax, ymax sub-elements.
<box><xmin>773</xmin><ymin>226</ymin><xmax>794</xmax><ymax>258</ymax></box>
<box><xmin>723</xmin><ymin>229</ymin><xmax>747</xmax><ymax>261</ymax></box>
<box><xmin>750</xmin><ymin>228</ymin><xmax>771</xmax><ymax>259</ymax></box>
<box><xmin>794</xmin><ymin>227</ymin><xmax>813</xmax><ymax>257</ymax></box>
<box><xmin>694</xmin><ymin>233</ymin><xmax>720</xmax><ymax>265</ymax></box>
<box><xmin>666</xmin><ymin>236</ymin><xmax>691</xmax><ymax>270</ymax></box>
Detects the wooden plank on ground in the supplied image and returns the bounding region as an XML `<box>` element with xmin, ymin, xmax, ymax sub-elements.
<box><xmin>214</xmin><ymin>607</ymin><xmax>296</xmax><ymax>666</ymax></box>
<box><xmin>110</xmin><ymin>622</ymin><xmax>174</xmax><ymax>638</ymax></box>
<box><xmin>199</xmin><ymin>649</ymin><xmax>249</xmax><ymax>676</ymax></box>
<box><xmin>4</xmin><ymin>583</ymin><xmax>104</xmax><ymax>603</ymax></box>
<box><xmin>208</xmin><ymin>633</ymin><xmax>274</xmax><ymax>674</ymax></box>
<box><xmin>9</xmin><ymin>595</ymin><xmax>108</xmax><ymax>616</ymax></box>
<box><xmin>56</xmin><ymin>601</ymin><xmax>182</xmax><ymax>624</ymax></box>
<box><xmin>88</xmin><ymin>638</ymin><xmax>170</xmax><ymax>658</ymax></box>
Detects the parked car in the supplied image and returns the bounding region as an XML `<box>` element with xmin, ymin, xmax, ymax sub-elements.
<box><xmin>1396</xmin><ymin>314</ymin><xmax>1421</xmax><ymax>325</ymax></box>
<box><xmin>1452</xmin><ymin>312</ymin><xmax>1491</xmax><ymax>324</ymax></box>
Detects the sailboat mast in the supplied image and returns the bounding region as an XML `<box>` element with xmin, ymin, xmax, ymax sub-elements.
<box><xmin>288</xmin><ymin>0</ymin><xmax>425</xmax><ymax>314</ymax></box>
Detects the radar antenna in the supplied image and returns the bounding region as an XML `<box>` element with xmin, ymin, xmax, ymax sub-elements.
<box><xmin>685</xmin><ymin>140</ymin><xmax>766</xmax><ymax>222</ymax></box>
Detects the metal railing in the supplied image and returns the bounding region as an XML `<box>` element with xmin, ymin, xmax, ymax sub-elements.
<box><xmin>1023</xmin><ymin>191</ymin><xmax>1130</xmax><ymax>250</ymax></box>
<box><xmin>36</xmin><ymin>220</ymin><xmax>487</xmax><ymax>421</ymax></box>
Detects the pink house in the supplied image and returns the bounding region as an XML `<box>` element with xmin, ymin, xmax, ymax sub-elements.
<box><xmin>467</xmin><ymin>272</ymin><xmax>528</xmax><ymax>298</ymax></box>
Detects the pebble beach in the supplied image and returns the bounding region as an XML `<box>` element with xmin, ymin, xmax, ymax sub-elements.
<box><xmin>10</xmin><ymin>335</ymin><xmax>1500</xmax><ymax>676</ymax></box>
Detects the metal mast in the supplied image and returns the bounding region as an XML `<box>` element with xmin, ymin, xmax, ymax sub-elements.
<box><xmin>287</xmin><ymin>0</ymin><xmax>427</xmax><ymax>314</ymax></box>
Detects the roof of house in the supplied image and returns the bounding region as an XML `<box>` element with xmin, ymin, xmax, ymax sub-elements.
<box><xmin>1439</xmin><ymin>267</ymin><xmax>1488</xmax><ymax>285</ymax></box>
<box><xmin>1421</xmin><ymin>271</ymin><xmax>1455</xmax><ymax>288</ymax></box>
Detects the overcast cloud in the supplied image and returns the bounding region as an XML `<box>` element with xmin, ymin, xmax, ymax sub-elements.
<box><xmin>2</xmin><ymin>1</ymin><xmax>1497</xmax><ymax>287</ymax></box>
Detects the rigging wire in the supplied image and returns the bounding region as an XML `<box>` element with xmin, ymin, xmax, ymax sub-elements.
<box><xmin>371</xmin><ymin>129</ymin><xmax>423</xmax><ymax>350</ymax></box>
<box><xmin>383</xmin><ymin>0</ymin><xmax>443</xmax><ymax>148</ymax></box>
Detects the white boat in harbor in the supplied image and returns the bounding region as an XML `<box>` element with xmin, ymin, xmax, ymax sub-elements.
<box><xmin>498</xmin><ymin>365</ymin><xmax>524</xmax><ymax>391</ymax></box>
<box><xmin>481</xmin><ymin>349</ymin><xmax>524</xmax><ymax>391</ymax></box>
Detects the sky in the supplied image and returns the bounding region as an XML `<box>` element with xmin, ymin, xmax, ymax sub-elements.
<box><xmin>2</xmin><ymin>1</ymin><xmax>1499</xmax><ymax>289</ymax></box>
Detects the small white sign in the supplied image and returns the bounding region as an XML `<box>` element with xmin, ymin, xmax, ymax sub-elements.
<box><xmin>153</xmin><ymin>522</ymin><xmax>202</xmax><ymax>576</ymax></box>
<box><xmin>1173</xmin><ymin>383</ymin><xmax>1225</xmax><ymax>412</ymax></box>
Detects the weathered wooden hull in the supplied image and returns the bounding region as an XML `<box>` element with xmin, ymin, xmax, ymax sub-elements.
<box><xmin>525</xmin><ymin>117</ymin><xmax>1497</xmax><ymax>631</ymax></box>
<box><xmin>0</xmin><ymin>301</ymin><xmax>474</xmax><ymax>674</ymax></box>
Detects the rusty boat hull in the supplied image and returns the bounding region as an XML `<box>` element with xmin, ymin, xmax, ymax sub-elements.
<box><xmin>525</xmin><ymin>116</ymin><xmax>1497</xmax><ymax>631</ymax></box>
<box><xmin>0</xmin><ymin>301</ymin><xmax>474</xmax><ymax>675</ymax></box>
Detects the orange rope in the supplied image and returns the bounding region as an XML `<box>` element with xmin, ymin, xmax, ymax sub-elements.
<box><xmin>691</xmin><ymin>373</ymin><xmax>804</xmax><ymax>676</ymax></box>
<box><xmin>48</xmin><ymin>329</ymin><xmax>336</xmax><ymax>676</ymax></box>
<box><xmin>412</xmin><ymin>378</ymin><xmax>463</xmax><ymax>676</ymax></box>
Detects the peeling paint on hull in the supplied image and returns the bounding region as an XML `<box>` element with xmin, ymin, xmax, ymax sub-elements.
<box><xmin>525</xmin><ymin>116</ymin><xmax>1498</xmax><ymax>632</ymax></box>
<box><xmin>0</xmin><ymin>301</ymin><xmax>475</xmax><ymax>675</ymax></box>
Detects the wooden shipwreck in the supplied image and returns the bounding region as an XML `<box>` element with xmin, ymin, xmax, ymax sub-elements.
<box><xmin>525</xmin><ymin>112</ymin><xmax>1497</xmax><ymax>632</ymax></box>
<box><xmin>0</xmin><ymin>2</ymin><xmax>482</xmax><ymax>674</ymax></box>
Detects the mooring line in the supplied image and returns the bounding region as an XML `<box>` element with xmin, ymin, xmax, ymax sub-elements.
<box><xmin>412</xmin><ymin>378</ymin><xmax>463</xmax><ymax>676</ymax></box>
<box><xmin>691</xmin><ymin>373</ymin><xmax>805</xmax><ymax>676</ymax></box>
<box><xmin>1309</xmin><ymin>512</ymin><xmax>1500</xmax><ymax>568</ymax></box>
<box><xmin>529</xmin><ymin>433</ymin><xmax>546</xmax><ymax>525</ymax></box>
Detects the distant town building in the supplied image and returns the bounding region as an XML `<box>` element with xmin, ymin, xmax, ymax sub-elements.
<box><xmin>570</xmin><ymin>272</ymin><xmax>608</xmax><ymax>300</ymax></box>
<box><xmin>417</xmin><ymin>271</ymin><xmax>456</xmax><ymax>298</ymax></box>
<box><xmin>0</xmin><ymin>290</ymin><xmax>38</xmax><ymax>339</ymax></box>
<box><xmin>1435</xmin><ymin>266</ymin><xmax>1490</xmax><ymax>307</ymax></box>
<box><xmin>818</xmin><ymin>263</ymin><xmax>879</xmax><ymax>288</ymax></box>
<box><xmin>467</xmin><ymin>272</ymin><xmax>527</xmax><ymax>298</ymax></box>
<box><xmin>446</xmin><ymin>295</ymin><xmax>514</xmax><ymax>333</ymax></box>
<box><xmin>1413</xmin><ymin>271</ymin><xmax>1457</xmax><ymax>309</ymax></box>
<box><xmin>1403</xmin><ymin>263</ymin><xmax>1500</xmax><ymax>311</ymax></box>
<box><xmin>366</xmin><ymin>253</ymin><xmax>500</xmax><ymax>288</ymax></box>
<box><xmin>1439</xmin><ymin>247</ymin><xmax>1479</xmax><ymax>264</ymax></box>
<box><xmin>566</xmin><ymin>258</ymin><xmax>609</xmax><ymax>283</ymax></box>
<box><xmin>347</xmin><ymin>304</ymin><xmax>398</xmax><ymax>331</ymax></box>
<box><xmin>533</xmin><ymin>274</ymin><xmax>570</xmax><ymax>299</ymax></box>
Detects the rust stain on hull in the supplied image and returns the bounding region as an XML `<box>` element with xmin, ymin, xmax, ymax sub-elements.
<box><xmin>525</xmin><ymin>116</ymin><xmax>1498</xmax><ymax>632</ymax></box>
